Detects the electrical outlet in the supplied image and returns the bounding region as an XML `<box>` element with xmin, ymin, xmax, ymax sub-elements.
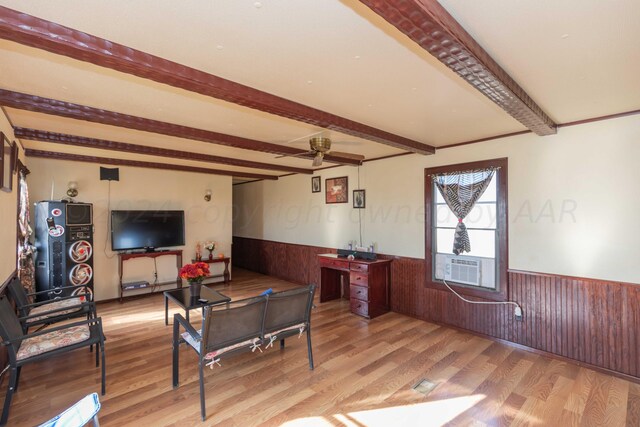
<box><xmin>514</xmin><ymin>306</ymin><xmax>523</xmax><ymax>321</ymax></box>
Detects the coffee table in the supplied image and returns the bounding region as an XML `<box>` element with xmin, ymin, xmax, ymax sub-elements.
<box><xmin>164</xmin><ymin>286</ymin><xmax>231</xmax><ymax>325</ymax></box>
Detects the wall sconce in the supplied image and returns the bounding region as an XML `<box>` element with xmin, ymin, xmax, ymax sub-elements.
<box><xmin>67</xmin><ymin>181</ymin><xmax>78</xmax><ymax>198</ymax></box>
<box><xmin>204</xmin><ymin>189</ymin><xmax>212</xmax><ymax>202</ymax></box>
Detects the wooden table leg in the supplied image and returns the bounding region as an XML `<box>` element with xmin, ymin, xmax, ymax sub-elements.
<box><xmin>176</xmin><ymin>252</ymin><xmax>183</xmax><ymax>288</ymax></box>
<box><xmin>223</xmin><ymin>259</ymin><xmax>230</xmax><ymax>284</ymax></box>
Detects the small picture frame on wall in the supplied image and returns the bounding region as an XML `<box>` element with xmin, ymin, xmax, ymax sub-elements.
<box><xmin>353</xmin><ymin>189</ymin><xmax>366</xmax><ymax>209</ymax></box>
<box><xmin>11</xmin><ymin>142</ymin><xmax>18</xmax><ymax>174</ymax></box>
<box><xmin>311</xmin><ymin>176</ymin><xmax>321</xmax><ymax>193</ymax></box>
<box><xmin>325</xmin><ymin>176</ymin><xmax>348</xmax><ymax>204</ymax></box>
<box><xmin>0</xmin><ymin>132</ymin><xmax>14</xmax><ymax>193</ymax></box>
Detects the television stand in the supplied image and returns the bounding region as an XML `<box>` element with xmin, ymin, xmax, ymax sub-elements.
<box><xmin>118</xmin><ymin>249</ymin><xmax>183</xmax><ymax>302</ymax></box>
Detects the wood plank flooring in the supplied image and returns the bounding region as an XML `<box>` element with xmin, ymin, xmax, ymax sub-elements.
<box><xmin>2</xmin><ymin>268</ymin><xmax>637</xmax><ymax>426</ymax></box>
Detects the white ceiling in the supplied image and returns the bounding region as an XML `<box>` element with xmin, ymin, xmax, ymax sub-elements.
<box><xmin>0</xmin><ymin>0</ymin><xmax>638</xmax><ymax>182</ymax></box>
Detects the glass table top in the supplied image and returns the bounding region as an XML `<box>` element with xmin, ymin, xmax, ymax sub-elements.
<box><xmin>164</xmin><ymin>286</ymin><xmax>230</xmax><ymax>310</ymax></box>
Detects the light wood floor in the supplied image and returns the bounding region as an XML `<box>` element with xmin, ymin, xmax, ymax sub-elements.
<box><xmin>3</xmin><ymin>268</ymin><xmax>639</xmax><ymax>426</ymax></box>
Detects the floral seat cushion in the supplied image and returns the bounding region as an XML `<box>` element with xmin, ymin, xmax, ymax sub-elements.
<box><xmin>17</xmin><ymin>325</ymin><xmax>90</xmax><ymax>361</ymax></box>
<box><xmin>264</xmin><ymin>323</ymin><xmax>306</xmax><ymax>340</ymax></box>
<box><xmin>182</xmin><ymin>330</ymin><xmax>260</xmax><ymax>361</ymax></box>
<box><xmin>181</xmin><ymin>322</ymin><xmax>307</xmax><ymax>362</ymax></box>
<box><xmin>28</xmin><ymin>297</ymin><xmax>83</xmax><ymax>323</ymax></box>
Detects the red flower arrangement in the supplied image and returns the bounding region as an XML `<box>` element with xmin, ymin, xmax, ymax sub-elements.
<box><xmin>179</xmin><ymin>262</ymin><xmax>210</xmax><ymax>283</ymax></box>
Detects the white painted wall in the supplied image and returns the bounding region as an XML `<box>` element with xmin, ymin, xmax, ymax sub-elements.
<box><xmin>0</xmin><ymin>112</ymin><xmax>20</xmax><ymax>283</ymax></box>
<box><xmin>234</xmin><ymin>115</ymin><xmax>640</xmax><ymax>284</ymax></box>
<box><xmin>26</xmin><ymin>158</ymin><xmax>233</xmax><ymax>301</ymax></box>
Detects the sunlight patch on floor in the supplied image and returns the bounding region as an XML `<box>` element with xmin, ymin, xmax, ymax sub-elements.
<box><xmin>108</xmin><ymin>311</ymin><xmax>165</xmax><ymax>324</ymax></box>
<box><xmin>280</xmin><ymin>394</ymin><xmax>486</xmax><ymax>427</ymax></box>
<box><xmin>279</xmin><ymin>416</ymin><xmax>337</xmax><ymax>427</ymax></box>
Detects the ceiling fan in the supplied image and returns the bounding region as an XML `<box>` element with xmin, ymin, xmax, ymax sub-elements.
<box><xmin>278</xmin><ymin>137</ymin><xmax>364</xmax><ymax>166</ymax></box>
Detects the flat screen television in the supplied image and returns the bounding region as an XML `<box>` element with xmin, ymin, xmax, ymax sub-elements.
<box><xmin>111</xmin><ymin>210</ymin><xmax>185</xmax><ymax>251</ymax></box>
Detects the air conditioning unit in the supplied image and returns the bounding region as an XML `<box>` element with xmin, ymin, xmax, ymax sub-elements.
<box><xmin>444</xmin><ymin>257</ymin><xmax>481</xmax><ymax>287</ymax></box>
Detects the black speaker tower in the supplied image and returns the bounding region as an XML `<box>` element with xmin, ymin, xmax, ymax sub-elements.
<box><xmin>34</xmin><ymin>201</ymin><xmax>94</xmax><ymax>301</ymax></box>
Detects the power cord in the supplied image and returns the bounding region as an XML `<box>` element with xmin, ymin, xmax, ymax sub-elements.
<box><xmin>151</xmin><ymin>257</ymin><xmax>159</xmax><ymax>293</ymax></box>
<box><xmin>103</xmin><ymin>180</ymin><xmax>116</xmax><ymax>259</ymax></box>
<box><xmin>442</xmin><ymin>279</ymin><xmax>523</xmax><ymax>319</ymax></box>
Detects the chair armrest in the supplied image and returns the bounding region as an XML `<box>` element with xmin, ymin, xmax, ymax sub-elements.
<box><xmin>26</xmin><ymin>284</ymin><xmax>91</xmax><ymax>298</ymax></box>
<box><xmin>173</xmin><ymin>313</ymin><xmax>200</xmax><ymax>342</ymax></box>
<box><xmin>21</xmin><ymin>293</ymin><xmax>91</xmax><ymax>309</ymax></box>
<box><xmin>1</xmin><ymin>317</ymin><xmax>102</xmax><ymax>345</ymax></box>
<box><xmin>19</xmin><ymin>301</ymin><xmax>95</xmax><ymax>321</ymax></box>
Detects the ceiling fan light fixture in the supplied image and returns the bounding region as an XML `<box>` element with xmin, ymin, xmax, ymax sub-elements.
<box><xmin>312</xmin><ymin>152</ymin><xmax>324</xmax><ymax>167</ymax></box>
<box><xmin>309</xmin><ymin>137</ymin><xmax>331</xmax><ymax>153</ymax></box>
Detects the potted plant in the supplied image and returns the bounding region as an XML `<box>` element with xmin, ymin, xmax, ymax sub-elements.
<box><xmin>179</xmin><ymin>262</ymin><xmax>210</xmax><ymax>297</ymax></box>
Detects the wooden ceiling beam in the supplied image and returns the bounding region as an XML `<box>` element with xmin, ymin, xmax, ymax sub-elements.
<box><xmin>14</xmin><ymin>127</ymin><xmax>313</xmax><ymax>175</ymax></box>
<box><xmin>0</xmin><ymin>89</ymin><xmax>361</xmax><ymax>168</ymax></box>
<box><xmin>357</xmin><ymin>0</ymin><xmax>557</xmax><ymax>136</ymax></box>
<box><xmin>0</xmin><ymin>6</ymin><xmax>435</xmax><ymax>155</ymax></box>
<box><xmin>24</xmin><ymin>149</ymin><xmax>278</xmax><ymax>180</ymax></box>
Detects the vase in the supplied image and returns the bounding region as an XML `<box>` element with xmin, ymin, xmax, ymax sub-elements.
<box><xmin>189</xmin><ymin>280</ymin><xmax>202</xmax><ymax>298</ymax></box>
<box><xmin>207</xmin><ymin>251</ymin><xmax>213</xmax><ymax>261</ymax></box>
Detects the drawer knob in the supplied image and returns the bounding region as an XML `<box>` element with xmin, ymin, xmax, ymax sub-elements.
<box><xmin>357</xmin><ymin>290</ymin><xmax>361</xmax><ymax>293</ymax></box>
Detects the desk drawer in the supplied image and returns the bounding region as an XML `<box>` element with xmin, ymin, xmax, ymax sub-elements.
<box><xmin>350</xmin><ymin>272</ymin><xmax>369</xmax><ymax>286</ymax></box>
<box><xmin>350</xmin><ymin>263</ymin><xmax>369</xmax><ymax>273</ymax></box>
<box><xmin>350</xmin><ymin>285</ymin><xmax>368</xmax><ymax>301</ymax></box>
<box><xmin>319</xmin><ymin>257</ymin><xmax>349</xmax><ymax>271</ymax></box>
<box><xmin>350</xmin><ymin>299</ymin><xmax>369</xmax><ymax>317</ymax></box>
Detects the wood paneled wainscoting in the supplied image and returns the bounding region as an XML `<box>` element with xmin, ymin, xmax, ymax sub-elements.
<box><xmin>0</xmin><ymin>270</ymin><xmax>18</xmax><ymax>386</ymax></box>
<box><xmin>232</xmin><ymin>236</ymin><xmax>640</xmax><ymax>381</ymax></box>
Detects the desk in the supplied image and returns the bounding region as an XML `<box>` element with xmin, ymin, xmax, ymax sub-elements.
<box><xmin>191</xmin><ymin>257</ymin><xmax>231</xmax><ymax>284</ymax></box>
<box><xmin>164</xmin><ymin>286</ymin><xmax>231</xmax><ymax>325</ymax></box>
<box><xmin>118</xmin><ymin>250</ymin><xmax>183</xmax><ymax>302</ymax></box>
<box><xmin>318</xmin><ymin>254</ymin><xmax>391</xmax><ymax>319</ymax></box>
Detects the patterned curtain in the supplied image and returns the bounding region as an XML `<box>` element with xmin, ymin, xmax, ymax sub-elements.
<box><xmin>17</xmin><ymin>169</ymin><xmax>35</xmax><ymax>294</ymax></box>
<box><xmin>434</xmin><ymin>168</ymin><xmax>496</xmax><ymax>255</ymax></box>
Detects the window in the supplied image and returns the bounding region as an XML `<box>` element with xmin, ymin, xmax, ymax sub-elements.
<box><xmin>424</xmin><ymin>158</ymin><xmax>508</xmax><ymax>301</ymax></box>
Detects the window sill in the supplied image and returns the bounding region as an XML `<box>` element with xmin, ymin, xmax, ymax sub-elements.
<box><xmin>424</xmin><ymin>279</ymin><xmax>507</xmax><ymax>302</ymax></box>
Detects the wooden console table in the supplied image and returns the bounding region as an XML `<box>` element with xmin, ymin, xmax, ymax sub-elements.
<box><xmin>118</xmin><ymin>250</ymin><xmax>183</xmax><ymax>302</ymax></box>
<box><xmin>318</xmin><ymin>254</ymin><xmax>391</xmax><ymax>319</ymax></box>
<box><xmin>191</xmin><ymin>257</ymin><xmax>231</xmax><ymax>284</ymax></box>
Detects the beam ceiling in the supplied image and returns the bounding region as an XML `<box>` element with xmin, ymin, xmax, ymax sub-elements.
<box><xmin>0</xmin><ymin>5</ymin><xmax>436</xmax><ymax>155</ymax></box>
<box><xmin>24</xmin><ymin>149</ymin><xmax>278</xmax><ymax>180</ymax></box>
<box><xmin>357</xmin><ymin>0</ymin><xmax>557</xmax><ymax>136</ymax></box>
<box><xmin>0</xmin><ymin>89</ymin><xmax>363</xmax><ymax>168</ymax></box>
<box><xmin>14</xmin><ymin>127</ymin><xmax>312</xmax><ymax>175</ymax></box>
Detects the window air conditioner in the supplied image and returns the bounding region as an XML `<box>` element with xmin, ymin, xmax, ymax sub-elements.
<box><xmin>444</xmin><ymin>257</ymin><xmax>481</xmax><ymax>287</ymax></box>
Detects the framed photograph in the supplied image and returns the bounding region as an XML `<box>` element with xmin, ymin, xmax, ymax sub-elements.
<box><xmin>325</xmin><ymin>176</ymin><xmax>348</xmax><ymax>204</ymax></box>
<box><xmin>11</xmin><ymin>141</ymin><xmax>18</xmax><ymax>174</ymax></box>
<box><xmin>353</xmin><ymin>189</ymin><xmax>366</xmax><ymax>209</ymax></box>
<box><xmin>311</xmin><ymin>176</ymin><xmax>321</xmax><ymax>193</ymax></box>
<box><xmin>1</xmin><ymin>132</ymin><xmax>14</xmax><ymax>193</ymax></box>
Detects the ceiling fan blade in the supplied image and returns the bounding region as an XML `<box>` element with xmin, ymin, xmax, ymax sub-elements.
<box><xmin>328</xmin><ymin>151</ymin><xmax>365</xmax><ymax>161</ymax></box>
<box><xmin>275</xmin><ymin>151</ymin><xmax>315</xmax><ymax>159</ymax></box>
<box><xmin>312</xmin><ymin>152</ymin><xmax>324</xmax><ymax>167</ymax></box>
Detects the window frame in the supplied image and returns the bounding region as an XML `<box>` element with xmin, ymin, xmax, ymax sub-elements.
<box><xmin>424</xmin><ymin>157</ymin><xmax>509</xmax><ymax>302</ymax></box>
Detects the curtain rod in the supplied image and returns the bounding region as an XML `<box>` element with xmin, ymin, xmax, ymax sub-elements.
<box><xmin>431</xmin><ymin>166</ymin><xmax>500</xmax><ymax>179</ymax></box>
